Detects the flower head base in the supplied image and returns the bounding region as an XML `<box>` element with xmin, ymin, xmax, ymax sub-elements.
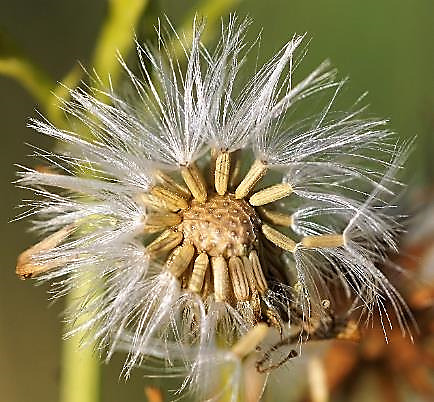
<box><xmin>15</xmin><ymin>15</ymin><xmax>413</xmax><ymax>397</ymax></box>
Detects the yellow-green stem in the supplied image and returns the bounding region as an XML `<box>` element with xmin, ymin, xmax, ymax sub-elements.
<box><xmin>92</xmin><ymin>0</ymin><xmax>149</xmax><ymax>89</ymax></box>
<box><xmin>59</xmin><ymin>283</ymin><xmax>100</xmax><ymax>402</ymax></box>
<box><xmin>58</xmin><ymin>2</ymin><xmax>149</xmax><ymax>399</ymax></box>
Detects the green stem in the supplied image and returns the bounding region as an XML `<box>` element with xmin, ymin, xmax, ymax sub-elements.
<box><xmin>59</xmin><ymin>283</ymin><xmax>100</xmax><ymax>402</ymax></box>
<box><xmin>58</xmin><ymin>3</ymin><xmax>149</xmax><ymax>402</ymax></box>
<box><xmin>92</xmin><ymin>0</ymin><xmax>149</xmax><ymax>89</ymax></box>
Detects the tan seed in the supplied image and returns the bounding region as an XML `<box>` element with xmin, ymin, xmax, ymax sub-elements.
<box><xmin>261</xmin><ymin>224</ymin><xmax>297</xmax><ymax>252</ymax></box>
<box><xmin>211</xmin><ymin>256</ymin><xmax>230</xmax><ymax>302</ymax></box>
<box><xmin>155</xmin><ymin>170</ymin><xmax>191</xmax><ymax>199</ymax></box>
<box><xmin>146</xmin><ymin>229</ymin><xmax>183</xmax><ymax>256</ymax></box>
<box><xmin>301</xmin><ymin>234</ymin><xmax>345</xmax><ymax>249</ymax></box>
<box><xmin>135</xmin><ymin>193</ymin><xmax>170</xmax><ymax>211</ymax></box>
<box><xmin>257</xmin><ymin>207</ymin><xmax>293</xmax><ymax>227</ymax></box>
<box><xmin>16</xmin><ymin>224</ymin><xmax>76</xmax><ymax>279</ymax></box>
<box><xmin>181</xmin><ymin>163</ymin><xmax>208</xmax><ymax>203</ymax></box>
<box><xmin>188</xmin><ymin>253</ymin><xmax>209</xmax><ymax>293</ymax></box>
<box><xmin>144</xmin><ymin>212</ymin><xmax>181</xmax><ymax>229</ymax></box>
<box><xmin>249</xmin><ymin>183</ymin><xmax>293</xmax><ymax>206</ymax></box>
<box><xmin>214</xmin><ymin>151</ymin><xmax>231</xmax><ymax>196</ymax></box>
<box><xmin>150</xmin><ymin>186</ymin><xmax>188</xmax><ymax>211</ymax></box>
<box><xmin>235</xmin><ymin>160</ymin><xmax>268</xmax><ymax>199</ymax></box>
<box><xmin>249</xmin><ymin>250</ymin><xmax>268</xmax><ymax>293</ymax></box>
<box><xmin>241</xmin><ymin>256</ymin><xmax>255</xmax><ymax>290</ymax></box>
<box><xmin>165</xmin><ymin>244</ymin><xmax>195</xmax><ymax>277</ymax></box>
<box><xmin>228</xmin><ymin>256</ymin><xmax>250</xmax><ymax>301</ymax></box>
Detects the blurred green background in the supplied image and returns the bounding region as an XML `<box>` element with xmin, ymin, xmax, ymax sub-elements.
<box><xmin>1</xmin><ymin>1</ymin><xmax>433</xmax><ymax>401</ymax></box>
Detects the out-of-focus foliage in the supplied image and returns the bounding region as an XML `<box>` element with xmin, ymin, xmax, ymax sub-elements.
<box><xmin>0</xmin><ymin>31</ymin><xmax>54</xmax><ymax>107</ymax></box>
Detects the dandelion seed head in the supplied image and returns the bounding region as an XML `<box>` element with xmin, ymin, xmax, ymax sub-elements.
<box><xmin>15</xmin><ymin>14</ymin><xmax>414</xmax><ymax>398</ymax></box>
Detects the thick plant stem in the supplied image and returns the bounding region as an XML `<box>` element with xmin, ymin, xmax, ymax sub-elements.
<box><xmin>57</xmin><ymin>3</ymin><xmax>149</xmax><ymax>401</ymax></box>
<box><xmin>59</xmin><ymin>282</ymin><xmax>100</xmax><ymax>402</ymax></box>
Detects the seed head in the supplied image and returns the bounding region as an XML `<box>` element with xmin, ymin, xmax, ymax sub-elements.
<box><xmin>15</xmin><ymin>15</ymin><xmax>413</xmax><ymax>398</ymax></box>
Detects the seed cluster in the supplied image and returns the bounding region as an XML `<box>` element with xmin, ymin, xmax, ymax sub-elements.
<box><xmin>16</xmin><ymin>149</ymin><xmax>347</xmax><ymax>330</ymax></box>
<box><xmin>139</xmin><ymin>150</ymin><xmax>345</xmax><ymax>327</ymax></box>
